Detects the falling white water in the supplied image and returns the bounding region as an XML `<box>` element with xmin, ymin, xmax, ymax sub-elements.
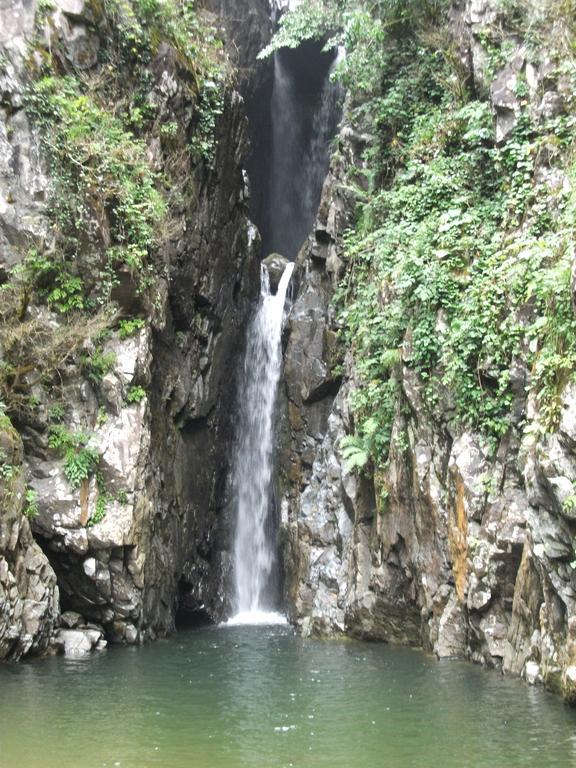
<box><xmin>229</xmin><ymin>262</ymin><xmax>295</xmax><ymax>624</ymax></box>
<box><xmin>226</xmin><ymin>610</ymin><xmax>287</xmax><ymax>627</ymax></box>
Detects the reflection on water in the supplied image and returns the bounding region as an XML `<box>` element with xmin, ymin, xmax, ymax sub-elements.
<box><xmin>1</xmin><ymin>624</ymin><xmax>575</xmax><ymax>768</ymax></box>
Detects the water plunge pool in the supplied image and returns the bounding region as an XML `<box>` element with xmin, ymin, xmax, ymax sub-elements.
<box><xmin>1</xmin><ymin>624</ymin><xmax>575</xmax><ymax>767</ymax></box>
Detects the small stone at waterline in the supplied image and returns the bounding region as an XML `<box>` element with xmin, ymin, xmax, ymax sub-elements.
<box><xmin>59</xmin><ymin>610</ymin><xmax>84</xmax><ymax>629</ymax></box>
<box><xmin>525</xmin><ymin>661</ymin><xmax>541</xmax><ymax>685</ymax></box>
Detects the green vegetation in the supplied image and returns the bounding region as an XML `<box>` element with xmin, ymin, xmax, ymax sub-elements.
<box><xmin>270</xmin><ymin>0</ymin><xmax>576</xmax><ymax>472</ymax></box>
<box><xmin>118</xmin><ymin>317</ymin><xmax>146</xmax><ymax>339</ymax></box>
<box><xmin>13</xmin><ymin>248</ymin><xmax>88</xmax><ymax>314</ymax></box>
<box><xmin>88</xmin><ymin>472</ymin><xmax>109</xmax><ymax>526</ymax></box>
<box><xmin>48</xmin><ymin>425</ymin><xmax>100</xmax><ymax>489</ymax></box>
<box><xmin>24</xmin><ymin>489</ymin><xmax>40</xmax><ymax>520</ymax></box>
<box><xmin>89</xmin><ymin>492</ymin><xmax>108</xmax><ymax>526</ymax></box>
<box><xmin>0</xmin><ymin>454</ymin><xmax>18</xmax><ymax>482</ymax></box>
<box><xmin>0</xmin><ymin>416</ymin><xmax>40</xmax><ymax>519</ymax></box>
<box><xmin>48</xmin><ymin>403</ymin><xmax>66</xmax><ymax>423</ymax></box>
<box><xmin>0</xmin><ymin>282</ymin><xmax>112</xmax><ymax>421</ymax></box>
<box><xmin>25</xmin><ymin>74</ymin><xmax>167</xmax><ymax>293</ymax></box>
<box><xmin>81</xmin><ymin>348</ymin><xmax>116</xmax><ymax>385</ymax></box>
<box><xmin>126</xmin><ymin>385</ymin><xmax>147</xmax><ymax>404</ymax></box>
<box><xmin>87</xmin><ymin>476</ymin><xmax>131</xmax><ymax>527</ymax></box>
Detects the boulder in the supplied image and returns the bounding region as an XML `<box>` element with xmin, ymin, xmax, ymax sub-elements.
<box><xmin>54</xmin><ymin>628</ymin><xmax>105</xmax><ymax>657</ymax></box>
<box><xmin>262</xmin><ymin>253</ymin><xmax>290</xmax><ymax>293</ymax></box>
<box><xmin>59</xmin><ymin>611</ymin><xmax>84</xmax><ymax>629</ymax></box>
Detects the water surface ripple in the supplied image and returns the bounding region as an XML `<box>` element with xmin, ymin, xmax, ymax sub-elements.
<box><xmin>1</xmin><ymin>624</ymin><xmax>575</xmax><ymax>768</ymax></box>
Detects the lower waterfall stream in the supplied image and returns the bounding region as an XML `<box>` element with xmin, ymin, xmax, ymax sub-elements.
<box><xmin>229</xmin><ymin>262</ymin><xmax>294</xmax><ymax>622</ymax></box>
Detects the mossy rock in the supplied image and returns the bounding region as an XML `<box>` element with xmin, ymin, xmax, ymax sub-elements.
<box><xmin>0</xmin><ymin>421</ymin><xmax>25</xmax><ymax>533</ymax></box>
<box><xmin>0</xmin><ymin>421</ymin><xmax>24</xmax><ymax>468</ymax></box>
<box><xmin>562</xmin><ymin>666</ymin><xmax>576</xmax><ymax>706</ymax></box>
<box><xmin>544</xmin><ymin>667</ymin><xmax>564</xmax><ymax>696</ymax></box>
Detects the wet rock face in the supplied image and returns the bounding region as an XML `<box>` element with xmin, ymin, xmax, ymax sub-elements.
<box><xmin>262</xmin><ymin>253</ymin><xmax>289</xmax><ymax>292</ymax></box>
<box><xmin>145</xmin><ymin>87</ymin><xmax>260</xmax><ymax>629</ymax></box>
<box><xmin>204</xmin><ymin>0</ymin><xmax>274</xmax><ymax>267</ymax></box>
<box><xmin>280</xmin><ymin>1</ymin><xmax>576</xmax><ymax>704</ymax></box>
<box><xmin>278</xmin><ymin>124</ymin><xmax>364</xmax><ymax>631</ymax></box>
<box><xmin>0</xmin><ymin>1</ymin><xmax>49</xmax><ymax>271</ymax></box>
<box><xmin>0</xmin><ymin>0</ymin><xmax>58</xmax><ymax>661</ymax></box>
<box><xmin>26</xmin><ymin>329</ymin><xmax>155</xmax><ymax>641</ymax></box>
<box><xmin>203</xmin><ymin>0</ymin><xmax>271</xmax><ymax>92</ymax></box>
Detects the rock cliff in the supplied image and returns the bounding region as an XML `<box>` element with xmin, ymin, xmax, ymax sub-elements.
<box><xmin>0</xmin><ymin>0</ymin><xmax>260</xmax><ymax>653</ymax></box>
<box><xmin>280</xmin><ymin>0</ymin><xmax>576</xmax><ymax>704</ymax></box>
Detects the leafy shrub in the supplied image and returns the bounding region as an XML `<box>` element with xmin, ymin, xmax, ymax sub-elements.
<box><xmin>81</xmin><ymin>349</ymin><xmax>116</xmax><ymax>385</ymax></box>
<box><xmin>26</xmin><ymin>75</ymin><xmax>166</xmax><ymax>283</ymax></box>
<box><xmin>0</xmin><ymin>458</ymin><xmax>17</xmax><ymax>481</ymax></box>
<box><xmin>118</xmin><ymin>317</ymin><xmax>146</xmax><ymax>339</ymax></box>
<box><xmin>24</xmin><ymin>489</ymin><xmax>39</xmax><ymax>519</ymax></box>
<box><xmin>126</xmin><ymin>385</ymin><xmax>146</xmax><ymax>404</ymax></box>
<box><xmin>48</xmin><ymin>425</ymin><xmax>100</xmax><ymax>489</ymax></box>
<box><xmin>48</xmin><ymin>403</ymin><xmax>65</xmax><ymax>422</ymax></box>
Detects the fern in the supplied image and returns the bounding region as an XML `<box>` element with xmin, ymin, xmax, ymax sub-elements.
<box><xmin>340</xmin><ymin>435</ymin><xmax>370</xmax><ymax>470</ymax></box>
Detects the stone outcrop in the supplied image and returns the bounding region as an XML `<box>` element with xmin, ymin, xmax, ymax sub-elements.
<box><xmin>0</xmin><ymin>421</ymin><xmax>58</xmax><ymax>660</ymax></box>
<box><xmin>54</xmin><ymin>625</ymin><xmax>106</xmax><ymax>657</ymax></box>
<box><xmin>280</xmin><ymin>0</ymin><xmax>576</xmax><ymax>704</ymax></box>
<box><xmin>262</xmin><ymin>253</ymin><xmax>289</xmax><ymax>292</ymax></box>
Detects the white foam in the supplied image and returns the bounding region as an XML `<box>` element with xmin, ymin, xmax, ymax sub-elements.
<box><xmin>231</xmin><ymin>262</ymin><xmax>294</xmax><ymax>616</ymax></box>
<box><xmin>223</xmin><ymin>611</ymin><xmax>288</xmax><ymax>627</ymax></box>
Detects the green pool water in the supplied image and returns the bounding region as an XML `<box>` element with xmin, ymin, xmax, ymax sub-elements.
<box><xmin>1</xmin><ymin>623</ymin><xmax>575</xmax><ymax>768</ymax></box>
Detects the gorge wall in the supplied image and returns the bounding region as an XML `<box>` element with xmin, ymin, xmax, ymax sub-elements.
<box><xmin>279</xmin><ymin>0</ymin><xmax>576</xmax><ymax>704</ymax></box>
<box><xmin>2</xmin><ymin>0</ymin><xmax>576</xmax><ymax>712</ymax></box>
<box><xmin>0</xmin><ymin>0</ymin><xmax>264</xmax><ymax>657</ymax></box>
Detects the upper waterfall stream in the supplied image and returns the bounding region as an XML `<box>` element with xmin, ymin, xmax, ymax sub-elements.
<box><xmin>229</xmin><ymin>263</ymin><xmax>294</xmax><ymax>623</ymax></box>
<box><xmin>265</xmin><ymin>48</ymin><xmax>343</xmax><ymax>259</ymax></box>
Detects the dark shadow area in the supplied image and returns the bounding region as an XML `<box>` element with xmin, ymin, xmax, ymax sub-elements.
<box><xmin>175</xmin><ymin>582</ymin><xmax>215</xmax><ymax>629</ymax></box>
<box><xmin>247</xmin><ymin>40</ymin><xmax>343</xmax><ymax>261</ymax></box>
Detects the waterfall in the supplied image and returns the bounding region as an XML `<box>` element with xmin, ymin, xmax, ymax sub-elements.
<box><xmin>225</xmin><ymin>21</ymin><xmax>343</xmax><ymax>627</ymax></box>
<box><xmin>228</xmin><ymin>262</ymin><xmax>294</xmax><ymax>625</ymax></box>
